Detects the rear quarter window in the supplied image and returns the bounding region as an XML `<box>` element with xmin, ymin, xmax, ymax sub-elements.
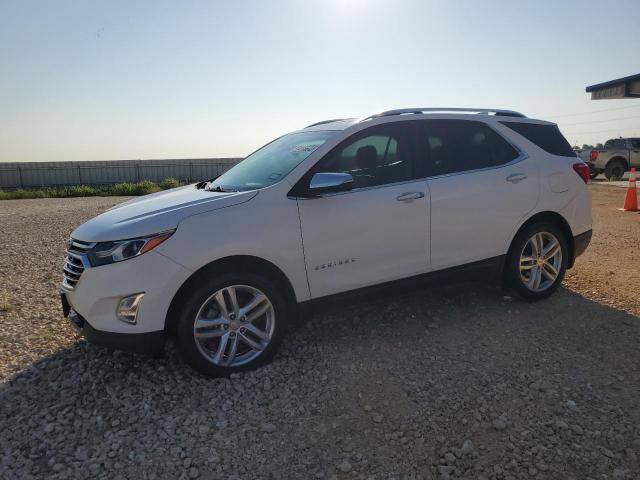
<box><xmin>501</xmin><ymin>122</ymin><xmax>576</xmax><ymax>157</ymax></box>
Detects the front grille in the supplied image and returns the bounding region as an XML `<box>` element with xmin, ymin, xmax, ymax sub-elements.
<box><xmin>62</xmin><ymin>239</ymin><xmax>94</xmax><ymax>290</ymax></box>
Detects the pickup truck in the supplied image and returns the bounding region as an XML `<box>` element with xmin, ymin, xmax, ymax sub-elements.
<box><xmin>588</xmin><ymin>137</ymin><xmax>640</xmax><ymax>180</ymax></box>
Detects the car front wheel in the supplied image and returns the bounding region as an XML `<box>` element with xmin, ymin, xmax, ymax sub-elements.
<box><xmin>504</xmin><ymin>223</ymin><xmax>568</xmax><ymax>301</ymax></box>
<box><xmin>176</xmin><ymin>273</ymin><xmax>287</xmax><ymax>377</ymax></box>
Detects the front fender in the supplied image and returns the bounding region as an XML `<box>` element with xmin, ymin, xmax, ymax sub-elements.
<box><xmin>156</xmin><ymin>190</ymin><xmax>310</xmax><ymax>303</ymax></box>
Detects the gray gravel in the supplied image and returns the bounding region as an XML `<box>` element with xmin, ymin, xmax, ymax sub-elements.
<box><xmin>1</xmin><ymin>193</ymin><xmax>640</xmax><ymax>479</ymax></box>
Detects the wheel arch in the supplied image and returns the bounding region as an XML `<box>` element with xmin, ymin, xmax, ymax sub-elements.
<box><xmin>165</xmin><ymin>255</ymin><xmax>299</xmax><ymax>336</ymax></box>
<box><xmin>507</xmin><ymin>211</ymin><xmax>576</xmax><ymax>270</ymax></box>
<box><xmin>606</xmin><ymin>156</ymin><xmax>629</xmax><ymax>170</ymax></box>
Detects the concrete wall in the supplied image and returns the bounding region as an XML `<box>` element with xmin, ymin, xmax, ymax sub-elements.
<box><xmin>0</xmin><ymin>158</ymin><xmax>242</xmax><ymax>189</ymax></box>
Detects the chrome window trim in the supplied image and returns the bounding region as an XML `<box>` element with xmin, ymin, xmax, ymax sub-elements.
<box><xmin>290</xmin><ymin>150</ymin><xmax>528</xmax><ymax>200</ymax></box>
<box><xmin>425</xmin><ymin>151</ymin><xmax>529</xmax><ymax>181</ymax></box>
<box><xmin>289</xmin><ymin>118</ymin><xmax>529</xmax><ymax>199</ymax></box>
<box><xmin>290</xmin><ymin>177</ymin><xmax>428</xmax><ymax>199</ymax></box>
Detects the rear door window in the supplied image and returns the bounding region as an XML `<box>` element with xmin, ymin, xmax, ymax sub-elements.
<box><xmin>416</xmin><ymin>120</ymin><xmax>519</xmax><ymax>176</ymax></box>
<box><xmin>605</xmin><ymin>138</ymin><xmax>626</xmax><ymax>148</ymax></box>
<box><xmin>501</xmin><ymin>122</ymin><xmax>576</xmax><ymax>157</ymax></box>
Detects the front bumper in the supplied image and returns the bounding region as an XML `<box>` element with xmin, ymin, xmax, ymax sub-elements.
<box><xmin>61</xmin><ymin>249</ymin><xmax>192</xmax><ymax>335</ymax></box>
<box><xmin>62</xmin><ymin>293</ymin><xmax>164</xmax><ymax>354</ymax></box>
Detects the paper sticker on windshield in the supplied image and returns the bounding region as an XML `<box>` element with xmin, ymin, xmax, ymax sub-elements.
<box><xmin>290</xmin><ymin>143</ymin><xmax>321</xmax><ymax>154</ymax></box>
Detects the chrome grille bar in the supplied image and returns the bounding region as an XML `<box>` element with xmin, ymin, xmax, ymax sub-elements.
<box><xmin>61</xmin><ymin>238</ymin><xmax>95</xmax><ymax>290</ymax></box>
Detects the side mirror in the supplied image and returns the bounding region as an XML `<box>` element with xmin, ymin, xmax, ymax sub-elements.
<box><xmin>307</xmin><ymin>172</ymin><xmax>354</xmax><ymax>196</ymax></box>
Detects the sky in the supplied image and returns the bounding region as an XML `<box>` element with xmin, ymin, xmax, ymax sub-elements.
<box><xmin>1</xmin><ymin>0</ymin><xmax>639</xmax><ymax>162</ymax></box>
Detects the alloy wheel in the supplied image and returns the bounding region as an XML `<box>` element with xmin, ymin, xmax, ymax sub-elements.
<box><xmin>519</xmin><ymin>232</ymin><xmax>563</xmax><ymax>292</ymax></box>
<box><xmin>193</xmin><ymin>285</ymin><xmax>275</xmax><ymax>367</ymax></box>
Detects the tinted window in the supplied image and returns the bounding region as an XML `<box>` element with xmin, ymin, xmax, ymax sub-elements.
<box><xmin>501</xmin><ymin>121</ymin><xmax>575</xmax><ymax>157</ymax></box>
<box><xmin>605</xmin><ymin>138</ymin><xmax>626</xmax><ymax>148</ymax></box>
<box><xmin>630</xmin><ymin>139</ymin><xmax>640</xmax><ymax>149</ymax></box>
<box><xmin>312</xmin><ymin>123</ymin><xmax>415</xmax><ymax>188</ymax></box>
<box><xmin>418</xmin><ymin>120</ymin><xmax>519</xmax><ymax>176</ymax></box>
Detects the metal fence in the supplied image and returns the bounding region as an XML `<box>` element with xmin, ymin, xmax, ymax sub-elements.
<box><xmin>0</xmin><ymin>158</ymin><xmax>243</xmax><ymax>189</ymax></box>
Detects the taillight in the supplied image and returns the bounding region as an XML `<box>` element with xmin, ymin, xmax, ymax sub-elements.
<box><xmin>590</xmin><ymin>150</ymin><xmax>598</xmax><ymax>162</ymax></box>
<box><xmin>573</xmin><ymin>163</ymin><xmax>590</xmax><ymax>184</ymax></box>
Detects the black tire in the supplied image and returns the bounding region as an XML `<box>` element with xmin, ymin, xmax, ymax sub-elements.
<box><xmin>604</xmin><ymin>160</ymin><xmax>626</xmax><ymax>181</ymax></box>
<box><xmin>504</xmin><ymin>222</ymin><xmax>568</xmax><ymax>301</ymax></box>
<box><xmin>176</xmin><ymin>272</ymin><xmax>288</xmax><ymax>377</ymax></box>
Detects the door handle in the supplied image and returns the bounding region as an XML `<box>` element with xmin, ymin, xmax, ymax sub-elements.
<box><xmin>506</xmin><ymin>173</ymin><xmax>528</xmax><ymax>184</ymax></box>
<box><xmin>396</xmin><ymin>191</ymin><xmax>424</xmax><ymax>202</ymax></box>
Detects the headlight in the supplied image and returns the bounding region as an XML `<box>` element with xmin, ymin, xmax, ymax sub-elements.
<box><xmin>87</xmin><ymin>230</ymin><xmax>174</xmax><ymax>267</ymax></box>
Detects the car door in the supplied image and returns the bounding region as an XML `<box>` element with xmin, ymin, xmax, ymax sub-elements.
<box><xmin>418</xmin><ymin>119</ymin><xmax>539</xmax><ymax>271</ymax></box>
<box><xmin>292</xmin><ymin>122</ymin><xmax>430</xmax><ymax>298</ymax></box>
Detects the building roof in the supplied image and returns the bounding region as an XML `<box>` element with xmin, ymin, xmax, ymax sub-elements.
<box><xmin>585</xmin><ymin>73</ymin><xmax>640</xmax><ymax>99</ymax></box>
<box><xmin>586</xmin><ymin>73</ymin><xmax>640</xmax><ymax>92</ymax></box>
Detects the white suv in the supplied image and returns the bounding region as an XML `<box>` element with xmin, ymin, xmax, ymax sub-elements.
<box><xmin>61</xmin><ymin>108</ymin><xmax>592</xmax><ymax>376</ymax></box>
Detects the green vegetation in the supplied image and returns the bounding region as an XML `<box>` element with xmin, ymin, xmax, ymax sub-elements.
<box><xmin>159</xmin><ymin>177</ymin><xmax>182</xmax><ymax>190</ymax></box>
<box><xmin>0</xmin><ymin>178</ymin><xmax>184</xmax><ymax>200</ymax></box>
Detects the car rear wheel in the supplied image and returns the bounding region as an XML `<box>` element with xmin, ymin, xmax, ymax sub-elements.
<box><xmin>604</xmin><ymin>160</ymin><xmax>626</xmax><ymax>181</ymax></box>
<box><xmin>176</xmin><ymin>273</ymin><xmax>287</xmax><ymax>377</ymax></box>
<box><xmin>504</xmin><ymin>222</ymin><xmax>568</xmax><ymax>301</ymax></box>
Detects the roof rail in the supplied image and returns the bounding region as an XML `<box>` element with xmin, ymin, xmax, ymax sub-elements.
<box><xmin>305</xmin><ymin>118</ymin><xmax>356</xmax><ymax>128</ymax></box>
<box><xmin>362</xmin><ymin>108</ymin><xmax>526</xmax><ymax>121</ymax></box>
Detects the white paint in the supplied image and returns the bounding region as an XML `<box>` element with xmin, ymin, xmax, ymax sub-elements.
<box><xmin>64</xmin><ymin>112</ymin><xmax>592</xmax><ymax>336</ymax></box>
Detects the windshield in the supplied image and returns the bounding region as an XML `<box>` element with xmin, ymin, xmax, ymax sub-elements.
<box><xmin>209</xmin><ymin>131</ymin><xmax>337</xmax><ymax>191</ymax></box>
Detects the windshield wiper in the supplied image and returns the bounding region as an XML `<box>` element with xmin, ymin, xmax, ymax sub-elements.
<box><xmin>207</xmin><ymin>185</ymin><xmax>238</xmax><ymax>193</ymax></box>
<box><xmin>195</xmin><ymin>175</ymin><xmax>221</xmax><ymax>190</ymax></box>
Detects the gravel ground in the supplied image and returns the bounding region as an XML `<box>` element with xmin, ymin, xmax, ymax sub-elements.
<box><xmin>1</xmin><ymin>185</ymin><xmax>639</xmax><ymax>480</ymax></box>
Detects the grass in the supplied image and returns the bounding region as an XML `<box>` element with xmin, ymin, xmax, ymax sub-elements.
<box><xmin>0</xmin><ymin>178</ymin><xmax>185</xmax><ymax>200</ymax></box>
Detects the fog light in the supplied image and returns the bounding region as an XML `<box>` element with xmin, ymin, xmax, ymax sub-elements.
<box><xmin>116</xmin><ymin>293</ymin><xmax>144</xmax><ymax>324</ymax></box>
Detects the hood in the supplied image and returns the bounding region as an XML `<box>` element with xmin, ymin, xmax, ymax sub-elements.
<box><xmin>72</xmin><ymin>185</ymin><xmax>258</xmax><ymax>242</ymax></box>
